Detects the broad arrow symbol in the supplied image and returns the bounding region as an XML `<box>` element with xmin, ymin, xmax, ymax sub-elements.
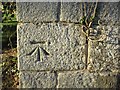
<box><xmin>27</xmin><ymin>46</ymin><xmax>49</xmax><ymax>62</ymax></box>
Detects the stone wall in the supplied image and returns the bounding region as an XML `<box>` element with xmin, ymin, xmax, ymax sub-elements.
<box><xmin>17</xmin><ymin>2</ymin><xmax>120</xmax><ymax>88</ymax></box>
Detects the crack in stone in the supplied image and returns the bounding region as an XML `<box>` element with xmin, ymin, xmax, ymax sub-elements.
<box><xmin>85</xmin><ymin>36</ymin><xmax>89</xmax><ymax>69</ymax></box>
<box><xmin>57</xmin><ymin>2</ymin><xmax>61</xmax><ymax>22</ymax></box>
<box><xmin>17</xmin><ymin>21</ymin><xmax>100</xmax><ymax>25</ymax></box>
<box><xmin>54</xmin><ymin>71</ymin><xmax>58</xmax><ymax>89</ymax></box>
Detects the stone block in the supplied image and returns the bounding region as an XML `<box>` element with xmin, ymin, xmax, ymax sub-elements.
<box><xmin>58</xmin><ymin>71</ymin><xmax>119</xmax><ymax>88</ymax></box>
<box><xmin>60</xmin><ymin>2</ymin><xmax>119</xmax><ymax>25</ymax></box>
<box><xmin>19</xmin><ymin>71</ymin><xmax>56</xmax><ymax>88</ymax></box>
<box><xmin>87</xmin><ymin>26</ymin><xmax>119</xmax><ymax>72</ymax></box>
<box><xmin>17</xmin><ymin>23</ymin><xmax>86</xmax><ymax>71</ymax></box>
<box><xmin>60</xmin><ymin>2</ymin><xmax>82</xmax><ymax>22</ymax></box>
<box><xmin>16</xmin><ymin>2</ymin><xmax>59</xmax><ymax>22</ymax></box>
<box><xmin>95</xmin><ymin>74</ymin><xmax>119</xmax><ymax>88</ymax></box>
<box><xmin>96</xmin><ymin>2</ymin><xmax>119</xmax><ymax>25</ymax></box>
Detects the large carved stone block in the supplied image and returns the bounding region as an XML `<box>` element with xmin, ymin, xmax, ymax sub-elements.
<box><xmin>17</xmin><ymin>23</ymin><xmax>86</xmax><ymax>71</ymax></box>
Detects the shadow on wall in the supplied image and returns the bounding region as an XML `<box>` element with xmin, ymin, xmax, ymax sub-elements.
<box><xmin>117</xmin><ymin>74</ymin><xmax>120</xmax><ymax>89</ymax></box>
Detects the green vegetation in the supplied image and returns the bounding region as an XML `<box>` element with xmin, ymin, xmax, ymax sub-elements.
<box><xmin>1</xmin><ymin>2</ymin><xmax>17</xmax><ymax>49</ymax></box>
<box><xmin>1</xmin><ymin>2</ymin><xmax>18</xmax><ymax>88</ymax></box>
<box><xmin>2</xmin><ymin>2</ymin><xmax>17</xmax><ymax>23</ymax></box>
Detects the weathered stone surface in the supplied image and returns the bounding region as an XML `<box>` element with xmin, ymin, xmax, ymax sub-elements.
<box><xmin>16</xmin><ymin>2</ymin><xmax>59</xmax><ymax>22</ymax></box>
<box><xmin>96</xmin><ymin>2</ymin><xmax>119</xmax><ymax>25</ymax></box>
<box><xmin>16</xmin><ymin>2</ymin><xmax>119</xmax><ymax>25</ymax></box>
<box><xmin>60</xmin><ymin>2</ymin><xmax>119</xmax><ymax>25</ymax></box>
<box><xmin>58</xmin><ymin>71</ymin><xmax>119</xmax><ymax>88</ymax></box>
<box><xmin>58</xmin><ymin>71</ymin><xmax>97</xmax><ymax>88</ymax></box>
<box><xmin>18</xmin><ymin>23</ymin><xmax>86</xmax><ymax>70</ymax></box>
<box><xmin>87</xmin><ymin>26</ymin><xmax>119</xmax><ymax>72</ymax></box>
<box><xmin>19</xmin><ymin>71</ymin><xmax>56</xmax><ymax>88</ymax></box>
<box><xmin>60</xmin><ymin>2</ymin><xmax>82</xmax><ymax>22</ymax></box>
<box><xmin>95</xmin><ymin>74</ymin><xmax>119</xmax><ymax>88</ymax></box>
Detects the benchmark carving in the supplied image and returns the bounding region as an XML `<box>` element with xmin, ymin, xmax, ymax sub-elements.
<box><xmin>27</xmin><ymin>40</ymin><xmax>49</xmax><ymax>62</ymax></box>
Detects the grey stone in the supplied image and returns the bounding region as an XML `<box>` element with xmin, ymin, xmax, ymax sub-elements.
<box><xmin>60</xmin><ymin>2</ymin><xmax>119</xmax><ymax>25</ymax></box>
<box><xmin>58</xmin><ymin>71</ymin><xmax>119</xmax><ymax>88</ymax></box>
<box><xmin>95</xmin><ymin>75</ymin><xmax>119</xmax><ymax>88</ymax></box>
<box><xmin>96</xmin><ymin>2</ymin><xmax>119</xmax><ymax>26</ymax></box>
<box><xmin>18</xmin><ymin>23</ymin><xmax>86</xmax><ymax>71</ymax></box>
<box><xmin>16</xmin><ymin>2</ymin><xmax>59</xmax><ymax>22</ymax></box>
<box><xmin>19</xmin><ymin>71</ymin><xmax>56</xmax><ymax>88</ymax></box>
<box><xmin>60</xmin><ymin>2</ymin><xmax>82</xmax><ymax>22</ymax></box>
<box><xmin>17</xmin><ymin>2</ymin><xmax>120</xmax><ymax>88</ymax></box>
<box><xmin>58</xmin><ymin>71</ymin><xmax>98</xmax><ymax>88</ymax></box>
<box><xmin>16</xmin><ymin>2</ymin><xmax>119</xmax><ymax>25</ymax></box>
<box><xmin>87</xmin><ymin>26</ymin><xmax>119</xmax><ymax>72</ymax></box>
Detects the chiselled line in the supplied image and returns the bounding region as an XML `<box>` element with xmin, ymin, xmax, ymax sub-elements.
<box><xmin>27</xmin><ymin>40</ymin><xmax>49</xmax><ymax>62</ymax></box>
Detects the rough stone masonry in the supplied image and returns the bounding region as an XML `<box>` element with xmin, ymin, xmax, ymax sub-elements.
<box><xmin>17</xmin><ymin>2</ymin><xmax>120</xmax><ymax>88</ymax></box>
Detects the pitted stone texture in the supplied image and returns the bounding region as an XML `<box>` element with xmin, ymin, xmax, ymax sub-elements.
<box><xmin>95</xmin><ymin>74</ymin><xmax>119</xmax><ymax>88</ymax></box>
<box><xmin>61</xmin><ymin>2</ymin><xmax>119</xmax><ymax>25</ymax></box>
<box><xmin>96</xmin><ymin>2</ymin><xmax>119</xmax><ymax>25</ymax></box>
<box><xmin>19</xmin><ymin>71</ymin><xmax>56</xmax><ymax>88</ymax></box>
<box><xmin>58</xmin><ymin>71</ymin><xmax>98</xmax><ymax>88</ymax></box>
<box><xmin>88</xmin><ymin>26</ymin><xmax>119</xmax><ymax>72</ymax></box>
<box><xmin>60</xmin><ymin>2</ymin><xmax>82</xmax><ymax>22</ymax></box>
<box><xmin>16</xmin><ymin>2</ymin><xmax>59</xmax><ymax>22</ymax></box>
<box><xmin>18</xmin><ymin>23</ymin><xmax>86</xmax><ymax>70</ymax></box>
<box><xmin>58</xmin><ymin>71</ymin><xmax>119</xmax><ymax>88</ymax></box>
